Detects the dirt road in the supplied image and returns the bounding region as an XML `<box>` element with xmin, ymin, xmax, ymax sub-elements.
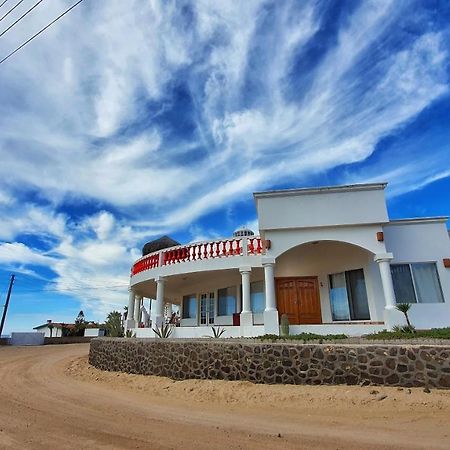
<box><xmin>0</xmin><ymin>344</ymin><xmax>449</xmax><ymax>450</ymax></box>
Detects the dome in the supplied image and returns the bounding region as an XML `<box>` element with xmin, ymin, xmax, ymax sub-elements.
<box><xmin>142</xmin><ymin>236</ymin><xmax>180</xmax><ymax>256</ymax></box>
<box><xmin>232</xmin><ymin>227</ymin><xmax>255</xmax><ymax>237</ymax></box>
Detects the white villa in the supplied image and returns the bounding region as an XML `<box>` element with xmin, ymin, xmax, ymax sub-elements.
<box><xmin>127</xmin><ymin>183</ymin><xmax>450</xmax><ymax>338</ymax></box>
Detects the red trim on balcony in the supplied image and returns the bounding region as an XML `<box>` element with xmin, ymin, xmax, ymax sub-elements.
<box><xmin>131</xmin><ymin>237</ymin><xmax>265</xmax><ymax>276</ymax></box>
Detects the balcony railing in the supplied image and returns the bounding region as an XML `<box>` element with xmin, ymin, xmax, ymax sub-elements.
<box><xmin>131</xmin><ymin>236</ymin><xmax>265</xmax><ymax>276</ymax></box>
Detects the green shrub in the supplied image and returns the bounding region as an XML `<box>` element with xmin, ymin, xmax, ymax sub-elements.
<box><xmin>255</xmin><ymin>332</ymin><xmax>347</xmax><ymax>342</ymax></box>
<box><xmin>366</xmin><ymin>327</ymin><xmax>450</xmax><ymax>340</ymax></box>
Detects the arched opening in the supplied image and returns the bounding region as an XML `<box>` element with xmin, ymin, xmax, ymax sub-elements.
<box><xmin>274</xmin><ymin>240</ymin><xmax>383</xmax><ymax>326</ymax></box>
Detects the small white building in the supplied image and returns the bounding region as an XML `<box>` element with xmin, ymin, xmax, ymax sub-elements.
<box><xmin>128</xmin><ymin>183</ymin><xmax>450</xmax><ymax>338</ymax></box>
<box><xmin>33</xmin><ymin>321</ymin><xmax>67</xmax><ymax>337</ymax></box>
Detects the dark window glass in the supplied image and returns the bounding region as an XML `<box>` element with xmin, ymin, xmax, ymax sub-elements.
<box><xmin>182</xmin><ymin>294</ymin><xmax>197</xmax><ymax>319</ymax></box>
<box><xmin>250</xmin><ymin>280</ymin><xmax>265</xmax><ymax>313</ymax></box>
<box><xmin>218</xmin><ymin>286</ymin><xmax>237</xmax><ymax>316</ymax></box>
<box><xmin>346</xmin><ymin>269</ymin><xmax>370</xmax><ymax>320</ymax></box>
<box><xmin>391</xmin><ymin>263</ymin><xmax>444</xmax><ymax>304</ymax></box>
<box><xmin>329</xmin><ymin>269</ymin><xmax>370</xmax><ymax>321</ymax></box>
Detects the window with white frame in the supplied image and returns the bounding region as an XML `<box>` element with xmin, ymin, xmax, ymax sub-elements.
<box><xmin>391</xmin><ymin>263</ymin><xmax>444</xmax><ymax>304</ymax></box>
<box><xmin>250</xmin><ymin>280</ymin><xmax>265</xmax><ymax>313</ymax></box>
<box><xmin>218</xmin><ymin>286</ymin><xmax>237</xmax><ymax>316</ymax></box>
<box><xmin>329</xmin><ymin>268</ymin><xmax>370</xmax><ymax>321</ymax></box>
<box><xmin>182</xmin><ymin>294</ymin><xmax>197</xmax><ymax>319</ymax></box>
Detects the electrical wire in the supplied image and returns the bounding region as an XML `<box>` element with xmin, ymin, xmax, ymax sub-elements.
<box><xmin>0</xmin><ymin>0</ymin><xmax>25</xmax><ymax>22</ymax></box>
<box><xmin>0</xmin><ymin>0</ymin><xmax>10</xmax><ymax>9</ymax></box>
<box><xmin>0</xmin><ymin>0</ymin><xmax>85</xmax><ymax>65</ymax></box>
<box><xmin>0</xmin><ymin>0</ymin><xmax>44</xmax><ymax>38</ymax></box>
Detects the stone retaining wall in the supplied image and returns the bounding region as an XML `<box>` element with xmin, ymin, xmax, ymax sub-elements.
<box><xmin>45</xmin><ymin>336</ymin><xmax>93</xmax><ymax>345</ymax></box>
<box><xmin>89</xmin><ymin>338</ymin><xmax>450</xmax><ymax>388</ymax></box>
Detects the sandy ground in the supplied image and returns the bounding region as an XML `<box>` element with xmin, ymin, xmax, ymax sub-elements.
<box><xmin>0</xmin><ymin>344</ymin><xmax>449</xmax><ymax>450</ymax></box>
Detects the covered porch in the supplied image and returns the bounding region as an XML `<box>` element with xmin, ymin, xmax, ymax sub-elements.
<box><xmin>128</xmin><ymin>239</ymin><xmax>397</xmax><ymax>337</ymax></box>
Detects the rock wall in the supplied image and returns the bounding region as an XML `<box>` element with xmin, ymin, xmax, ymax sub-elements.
<box><xmin>89</xmin><ymin>338</ymin><xmax>450</xmax><ymax>388</ymax></box>
<box><xmin>44</xmin><ymin>336</ymin><xmax>93</xmax><ymax>345</ymax></box>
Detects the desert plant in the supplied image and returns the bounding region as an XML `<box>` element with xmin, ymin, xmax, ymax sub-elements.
<box><xmin>395</xmin><ymin>303</ymin><xmax>415</xmax><ymax>333</ymax></box>
<box><xmin>152</xmin><ymin>323</ymin><xmax>173</xmax><ymax>338</ymax></box>
<box><xmin>125</xmin><ymin>329</ymin><xmax>135</xmax><ymax>338</ymax></box>
<box><xmin>105</xmin><ymin>311</ymin><xmax>124</xmax><ymax>337</ymax></box>
<box><xmin>211</xmin><ymin>326</ymin><xmax>226</xmax><ymax>338</ymax></box>
<box><xmin>392</xmin><ymin>324</ymin><xmax>416</xmax><ymax>334</ymax></box>
<box><xmin>280</xmin><ymin>314</ymin><xmax>290</xmax><ymax>337</ymax></box>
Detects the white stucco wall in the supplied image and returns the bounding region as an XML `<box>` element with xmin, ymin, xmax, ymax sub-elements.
<box><xmin>134</xmin><ymin>325</ymin><xmax>265</xmax><ymax>339</ymax></box>
<box><xmin>255</xmin><ymin>184</ymin><xmax>388</xmax><ymax>231</ymax></box>
<box><xmin>274</xmin><ymin>241</ymin><xmax>385</xmax><ymax>323</ymax></box>
<box><xmin>35</xmin><ymin>326</ymin><xmax>63</xmax><ymax>337</ymax></box>
<box><xmin>264</xmin><ymin>224</ymin><xmax>387</xmax><ymax>259</ymax></box>
<box><xmin>383</xmin><ymin>220</ymin><xmax>450</xmax><ymax>328</ymax></box>
<box><xmin>84</xmin><ymin>328</ymin><xmax>105</xmax><ymax>337</ymax></box>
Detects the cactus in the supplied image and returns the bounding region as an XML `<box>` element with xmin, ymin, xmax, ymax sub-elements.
<box><xmin>280</xmin><ymin>314</ymin><xmax>290</xmax><ymax>337</ymax></box>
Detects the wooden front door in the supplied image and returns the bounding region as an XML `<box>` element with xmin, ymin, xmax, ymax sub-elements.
<box><xmin>276</xmin><ymin>277</ymin><xmax>322</xmax><ymax>325</ymax></box>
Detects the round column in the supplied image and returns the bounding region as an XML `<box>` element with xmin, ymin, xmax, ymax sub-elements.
<box><xmin>263</xmin><ymin>262</ymin><xmax>277</xmax><ymax>311</ymax></box>
<box><xmin>374</xmin><ymin>253</ymin><xmax>396</xmax><ymax>309</ymax></box>
<box><xmin>126</xmin><ymin>289</ymin><xmax>136</xmax><ymax>330</ymax></box>
<box><xmin>239</xmin><ymin>267</ymin><xmax>253</xmax><ymax>328</ymax></box>
<box><xmin>152</xmin><ymin>277</ymin><xmax>165</xmax><ymax>328</ymax></box>
<box><xmin>134</xmin><ymin>295</ymin><xmax>142</xmax><ymax>323</ymax></box>
<box><xmin>240</xmin><ymin>269</ymin><xmax>251</xmax><ymax>313</ymax></box>
<box><xmin>262</xmin><ymin>259</ymin><xmax>279</xmax><ymax>335</ymax></box>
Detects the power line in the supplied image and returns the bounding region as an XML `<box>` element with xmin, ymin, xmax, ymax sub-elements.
<box><xmin>0</xmin><ymin>0</ymin><xmax>85</xmax><ymax>66</ymax></box>
<box><xmin>0</xmin><ymin>0</ymin><xmax>44</xmax><ymax>39</ymax></box>
<box><xmin>0</xmin><ymin>0</ymin><xmax>10</xmax><ymax>9</ymax></box>
<box><xmin>0</xmin><ymin>0</ymin><xmax>25</xmax><ymax>23</ymax></box>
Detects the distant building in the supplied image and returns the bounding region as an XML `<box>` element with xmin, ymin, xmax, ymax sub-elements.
<box><xmin>33</xmin><ymin>320</ymin><xmax>72</xmax><ymax>337</ymax></box>
<box><xmin>33</xmin><ymin>320</ymin><xmax>106</xmax><ymax>337</ymax></box>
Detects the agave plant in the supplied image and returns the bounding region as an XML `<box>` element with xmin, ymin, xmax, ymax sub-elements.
<box><xmin>395</xmin><ymin>303</ymin><xmax>415</xmax><ymax>333</ymax></box>
<box><xmin>152</xmin><ymin>323</ymin><xmax>173</xmax><ymax>338</ymax></box>
<box><xmin>211</xmin><ymin>326</ymin><xmax>226</xmax><ymax>338</ymax></box>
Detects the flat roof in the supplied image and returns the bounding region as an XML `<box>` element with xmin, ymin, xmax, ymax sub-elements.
<box><xmin>387</xmin><ymin>217</ymin><xmax>449</xmax><ymax>225</ymax></box>
<box><xmin>253</xmin><ymin>182</ymin><xmax>388</xmax><ymax>199</ymax></box>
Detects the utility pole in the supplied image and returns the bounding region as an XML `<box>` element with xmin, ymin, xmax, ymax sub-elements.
<box><xmin>0</xmin><ymin>274</ymin><xmax>15</xmax><ymax>337</ymax></box>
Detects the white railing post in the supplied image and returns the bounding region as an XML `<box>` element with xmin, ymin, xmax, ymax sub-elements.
<box><xmin>242</xmin><ymin>237</ymin><xmax>248</xmax><ymax>256</ymax></box>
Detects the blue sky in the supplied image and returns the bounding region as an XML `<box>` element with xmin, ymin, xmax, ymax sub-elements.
<box><xmin>0</xmin><ymin>0</ymin><xmax>449</xmax><ymax>334</ymax></box>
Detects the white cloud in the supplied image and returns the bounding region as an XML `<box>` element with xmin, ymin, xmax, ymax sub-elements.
<box><xmin>0</xmin><ymin>0</ymin><xmax>449</xmax><ymax>321</ymax></box>
<box><xmin>0</xmin><ymin>242</ymin><xmax>55</xmax><ymax>266</ymax></box>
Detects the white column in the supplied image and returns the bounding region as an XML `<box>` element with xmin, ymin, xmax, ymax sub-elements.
<box><xmin>374</xmin><ymin>253</ymin><xmax>396</xmax><ymax>310</ymax></box>
<box><xmin>240</xmin><ymin>267</ymin><xmax>253</xmax><ymax>327</ymax></box>
<box><xmin>151</xmin><ymin>277</ymin><xmax>165</xmax><ymax>329</ymax></box>
<box><xmin>263</xmin><ymin>258</ymin><xmax>279</xmax><ymax>335</ymax></box>
<box><xmin>126</xmin><ymin>289</ymin><xmax>136</xmax><ymax>330</ymax></box>
<box><xmin>263</xmin><ymin>262</ymin><xmax>277</xmax><ymax>311</ymax></box>
<box><xmin>134</xmin><ymin>295</ymin><xmax>142</xmax><ymax>323</ymax></box>
<box><xmin>166</xmin><ymin>302</ymin><xmax>173</xmax><ymax>322</ymax></box>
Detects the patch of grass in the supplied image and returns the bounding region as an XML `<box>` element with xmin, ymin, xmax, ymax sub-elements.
<box><xmin>366</xmin><ymin>327</ymin><xmax>450</xmax><ymax>340</ymax></box>
<box><xmin>255</xmin><ymin>332</ymin><xmax>347</xmax><ymax>342</ymax></box>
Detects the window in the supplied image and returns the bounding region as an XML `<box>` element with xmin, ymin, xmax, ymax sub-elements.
<box><xmin>182</xmin><ymin>294</ymin><xmax>197</xmax><ymax>319</ymax></box>
<box><xmin>250</xmin><ymin>280</ymin><xmax>265</xmax><ymax>313</ymax></box>
<box><xmin>329</xmin><ymin>268</ymin><xmax>370</xmax><ymax>321</ymax></box>
<box><xmin>391</xmin><ymin>263</ymin><xmax>444</xmax><ymax>304</ymax></box>
<box><xmin>218</xmin><ymin>286</ymin><xmax>237</xmax><ymax>316</ymax></box>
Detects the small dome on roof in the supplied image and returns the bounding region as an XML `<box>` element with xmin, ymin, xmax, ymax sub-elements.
<box><xmin>142</xmin><ymin>236</ymin><xmax>180</xmax><ymax>256</ymax></box>
<box><xmin>233</xmin><ymin>227</ymin><xmax>255</xmax><ymax>237</ymax></box>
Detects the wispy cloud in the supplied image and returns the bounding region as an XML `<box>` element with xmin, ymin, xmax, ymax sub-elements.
<box><xmin>0</xmin><ymin>0</ymin><xmax>449</xmax><ymax>318</ymax></box>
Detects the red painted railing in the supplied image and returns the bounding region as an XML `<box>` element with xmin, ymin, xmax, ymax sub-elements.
<box><xmin>131</xmin><ymin>236</ymin><xmax>264</xmax><ymax>276</ymax></box>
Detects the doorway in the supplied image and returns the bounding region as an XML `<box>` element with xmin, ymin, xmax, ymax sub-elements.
<box><xmin>199</xmin><ymin>292</ymin><xmax>215</xmax><ymax>325</ymax></box>
<box><xmin>276</xmin><ymin>277</ymin><xmax>322</xmax><ymax>324</ymax></box>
